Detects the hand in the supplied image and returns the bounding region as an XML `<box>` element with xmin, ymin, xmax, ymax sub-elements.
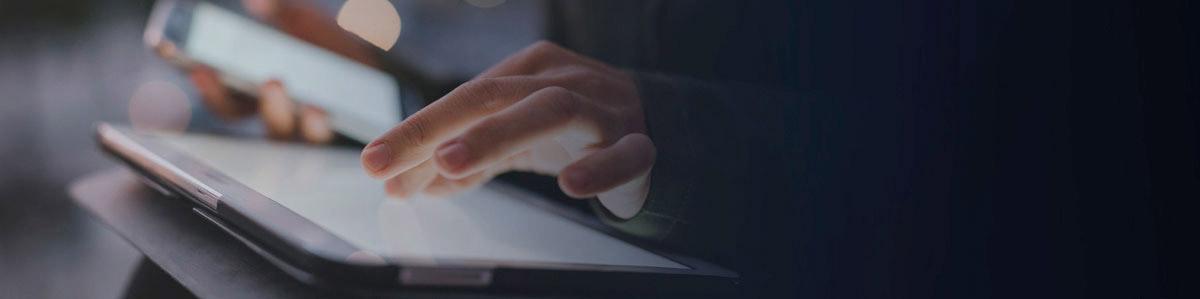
<box><xmin>189</xmin><ymin>69</ymin><xmax>334</xmax><ymax>143</ymax></box>
<box><xmin>186</xmin><ymin>0</ymin><xmax>377</xmax><ymax>144</ymax></box>
<box><xmin>361</xmin><ymin>41</ymin><xmax>655</xmax><ymax>218</ymax></box>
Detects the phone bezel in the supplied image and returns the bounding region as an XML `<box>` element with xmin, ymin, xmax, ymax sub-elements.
<box><xmin>96</xmin><ymin>123</ymin><xmax>738</xmax><ymax>292</ymax></box>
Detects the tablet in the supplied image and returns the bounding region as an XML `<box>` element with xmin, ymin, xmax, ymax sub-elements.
<box><xmin>95</xmin><ymin>123</ymin><xmax>737</xmax><ymax>294</ymax></box>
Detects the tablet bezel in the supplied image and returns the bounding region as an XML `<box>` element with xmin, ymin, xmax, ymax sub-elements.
<box><xmin>96</xmin><ymin>123</ymin><xmax>737</xmax><ymax>291</ymax></box>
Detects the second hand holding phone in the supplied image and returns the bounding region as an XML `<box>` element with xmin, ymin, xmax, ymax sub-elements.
<box><xmin>145</xmin><ymin>0</ymin><xmax>404</xmax><ymax>143</ymax></box>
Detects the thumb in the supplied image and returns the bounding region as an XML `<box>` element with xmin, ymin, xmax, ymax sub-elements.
<box><xmin>558</xmin><ymin>133</ymin><xmax>656</xmax><ymax>219</ymax></box>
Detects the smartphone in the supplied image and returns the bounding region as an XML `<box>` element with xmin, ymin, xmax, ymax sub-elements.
<box><xmin>144</xmin><ymin>0</ymin><xmax>403</xmax><ymax>143</ymax></box>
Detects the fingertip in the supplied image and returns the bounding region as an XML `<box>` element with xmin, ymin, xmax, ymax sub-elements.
<box><xmin>557</xmin><ymin>166</ymin><xmax>595</xmax><ymax>199</ymax></box>
<box><xmin>620</xmin><ymin>133</ymin><xmax>658</xmax><ymax>172</ymax></box>
<box><xmin>258</xmin><ymin>79</ymin><xmax>296</xmax><ymax>139</ymax></box>
<box><xmin>433</xmin><ymin>140</ymin><xmax>473</xmax><ymax>179</ymax></box>
<box><xmin>299</xmin><ymin>106</ymin><xmax>334</xmax><ymax>144</ymax></box>
<box><xmin>361</xmin><ymin>141</ymin><xmax>394</xmax><ymax>178</ymax></box>
<box><xmin>557</xmin><ymin>133</ymin><xmax>657</xmax><ymax>199</ymax></box>
<box><xmin>258</xmin><ymin>80</ymin><xmax>286</xmax><ymax>105</ymax></box>
<box><xmin>261</xmin><ymin>79</ymin><xmax>284</xmax><ymax>92</ymax></box>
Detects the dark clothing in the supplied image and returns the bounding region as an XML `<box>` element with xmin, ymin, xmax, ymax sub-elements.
<box><xmin>284</xmin><ymin>0</ymin><xmax>1193</xmax><ymax>297</ymax></box>
<box><xmin>550</xmin><ymin>1</ymin><xmax>805</xmax><ymax>297</ymax></box>
<box><xmin>549</xmin><ymin>0</ymin><xmax>1199</xmax><ymax>298</ymax></box>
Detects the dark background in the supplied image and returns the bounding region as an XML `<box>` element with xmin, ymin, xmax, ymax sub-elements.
<box><xmin>1</xmin><ymin>0</ymin><xmax>164</xmax><ymax>297</ymax></box>
<box><xmin>2</xmin><ymin>0</ymin><xmax>1199</xmax><ymax>298</ymax></box>
<box><xmin>772</xmin><ymin>0</ymin><xmax>1200</xmax><ymax>297</ymax></box>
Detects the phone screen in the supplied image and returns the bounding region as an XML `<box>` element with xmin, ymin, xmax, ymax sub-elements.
<box><xmin>183</xmin><ymin>2</ymin><xmax>400</xmax><ymax>143</ymax></box>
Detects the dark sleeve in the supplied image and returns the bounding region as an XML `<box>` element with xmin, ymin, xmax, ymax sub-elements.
<box><xmin>590</xmin><ymin>71</ymin><xmax>817</xmax><ymax>264</ymax></box>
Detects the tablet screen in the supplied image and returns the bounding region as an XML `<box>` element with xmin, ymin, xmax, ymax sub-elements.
<box><xmin>156</xmin><ymin>133</ymin><xmax>687</xmax><ymax>270</ymax></box>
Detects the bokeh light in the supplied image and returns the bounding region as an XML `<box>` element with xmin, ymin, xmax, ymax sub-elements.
<box><xmin>336</xmin><ymin>0</ymin><xmax>401</xmax><ymax>51</ymax></box>
<box><xmin>128</xmin><ymin>80</ymin><xmax>192</xmax><ymax>133</ymax></box>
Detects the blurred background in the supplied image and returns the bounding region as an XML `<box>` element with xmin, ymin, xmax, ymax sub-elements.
<box><xmin>1</xmin><ymin>1</ymin><xmax>161</xmax><ymax>297</ymax></box>
<box><xmin>0</xmin><ymin>0</ymin><xmax>544</xmax><ymax>297</ymax></box>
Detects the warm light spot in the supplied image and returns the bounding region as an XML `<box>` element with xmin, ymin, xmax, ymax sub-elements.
<box><xmin>129</xmin><ymin>80</ymin><xmax>192</xmax><ymax>133</ymax></box>
<box><xmin>336</xmin><ymin>0</ymin><xmax>401</xmax><ymax>51</ymax></box>
<box><xmin>465</xmin><ymin>0</ymin><xmax>506</xmax><ymax>8</ymax></box>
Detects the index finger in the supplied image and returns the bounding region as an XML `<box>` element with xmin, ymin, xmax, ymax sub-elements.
<box><xmin>361</xmin><ymin>76</ymin><xmax>554</xmax><ymax>178</ymax></box>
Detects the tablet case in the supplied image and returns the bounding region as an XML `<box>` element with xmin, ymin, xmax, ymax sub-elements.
<box><xmin>69</xmin><ymin>168</ymin><xmax>539</xmax><ymax>299</ymax></box>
